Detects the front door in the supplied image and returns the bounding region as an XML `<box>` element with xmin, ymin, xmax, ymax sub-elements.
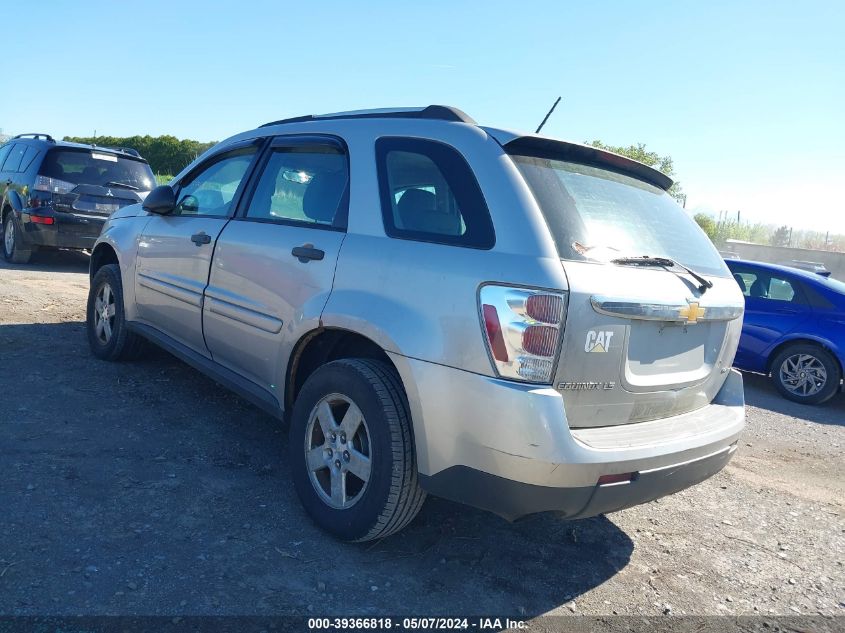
<box><xmin>203</xmin><ymin>136</ymin><xmax>349</xmax><ymax>398</ymax></box>
<box><xmin>134</xmin><ymin>144</ymin><xmax>259</xmax><ymax>354</ymax></box>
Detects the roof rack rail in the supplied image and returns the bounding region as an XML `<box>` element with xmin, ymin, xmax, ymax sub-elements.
<box><xmin>260</xmin><ymin>105</ymin><xmax>475</xmax><ymax>128</ymax></box>
<box><xmin>13</xmin><ymin>133</ymin><xmax>55</xmax><ymax>142</ymax></box>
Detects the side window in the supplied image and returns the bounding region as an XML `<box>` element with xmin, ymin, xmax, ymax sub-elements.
<box><xmin>2</xmin><ymin>143</ymin><xmax>25</xmax><ymax>172</ymax></box>
<box><xmin>735</xmin><ymin>267</ymin><xmax>801</xmax><ymax>303</ymax></box>
<box><xmin>245</xmin><ymin>143</ymin><xmax>348</xmax><ymax>227</ymax></box>
<box><xmin>767</xmin><ymin>276</ymin><xmax>797</xmax><ymax>302</ymax></box>
<box><xmin>731</xmin><ymin>269</ymin><xmax>757</xmax><ymax>296</ymax></box>
<box><xmin>0</xmin><ymin>144</ymin><xmax>12</xmax><ymax>172</ymax></box>
<box><xmin>376</xmin><ymin>137</ymin><xmax>494</xmax><ymax>248</ymax></box>
<box><xmin>174</xmin><ymin>149</ymin><xmax>256</xmax><ymax>217</ymax></box>
<box><xmin>20</xmin><ymin>147</ymin><xmax>40</xmax><ymax>172</ymax></box>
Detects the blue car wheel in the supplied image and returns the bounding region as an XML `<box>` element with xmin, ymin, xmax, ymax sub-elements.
<box><xmin>771</xmin><ymin>344</ymin><xmax>841</xmax><ymax>405</ymax></box>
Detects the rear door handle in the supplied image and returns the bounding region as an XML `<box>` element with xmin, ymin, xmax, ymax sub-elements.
<box><xmin>292</xmin><ymin>244</ymin><xmax>325</xmax><ymax>262</ymax></box>
<box><xmin>191</xmin><ymin>232</ymin><xmax>212</xmax><ymax>246</ymax></box>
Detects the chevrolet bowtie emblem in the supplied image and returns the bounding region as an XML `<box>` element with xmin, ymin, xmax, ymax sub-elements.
<box><xmin>678</xmin><ymin>301</ymin><xmax>706</xmax><ymax>324</ymax></box>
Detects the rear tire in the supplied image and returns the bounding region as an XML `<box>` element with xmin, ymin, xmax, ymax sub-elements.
<box><xmin>289</xmin><ymin>359</ymin><xmax>426</xmax><ymax>541</ymax></box>
<box><xmin>771</xmin><ymin>343</ymin><xmax>841</xmax><ymax>405</ymax></box>
<box><xmin>3</xmin><ymin>212</ymin><xmax>32</xmax><ymax>264</ymax></box>
<box><xmin>86</xmin><ymin>264</ymin><xmax>146</xmax><ymax>361</ymax></box>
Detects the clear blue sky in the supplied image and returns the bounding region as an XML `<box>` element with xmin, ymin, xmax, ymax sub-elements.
<box><xmin>3</xmin><ymin>1</ymin><xmax>843</xmax><ymax>232</ymax></box>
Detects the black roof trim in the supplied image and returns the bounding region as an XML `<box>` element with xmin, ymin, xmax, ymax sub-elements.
<box><xmin>13</xmin><ymin>133</ymin><xmax>55</xmax><ymax>142</ymax></box>
<box><xmin>105</xmin><ymin>146</ymin><xmax>141</xmax><ymax>158</ymax></box>
<box><xmin>504</xmin><ymin>136</ymin><xmax>674</xmax><ymax>191</ymax></box>
<box><xmin>260</xmin><ymin>105</ymin><xmax>476</xmax><ymax>128</ymax></box>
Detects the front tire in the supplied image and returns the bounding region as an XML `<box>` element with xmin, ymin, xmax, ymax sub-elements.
<box><xmin>289</xmin><ymin>359</ymin><xmax>426</xmax><ymax>541</ymax></box>
<box><xmin>86</xmin><ymin>264</ymin><xmax>146</xmax><ymax>361</ymax></box>
<box><xmin>771</xmin><ymin>343</ymin><xmax>841</xmax><ymax>405</ymax></box>
<box><xmin>3</xmin><ymin>212</ymin><xmax>32</xmax><ymax>264</ymax></box>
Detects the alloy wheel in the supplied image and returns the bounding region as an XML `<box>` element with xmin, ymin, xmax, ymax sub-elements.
<box><xmin>4</xmin><ymin>218</ymin><xmax>14</xmax><ymax>255</ymax></box>
<box><xmin>93</xmin><ymin>282</ymin><xmax>117</xmax><ymax>344</ymax></box>
<box><xmin>779</xmin><ymin>353</ymin><xmax>827</xmax><ymax>397</ymax></box>
<box><xmin>304</xmin><ymin>393</ymin><xmax>372</xmax><ymax>509</ymax></box>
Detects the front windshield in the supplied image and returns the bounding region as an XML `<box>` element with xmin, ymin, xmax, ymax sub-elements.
<box><xmin>510</xmin><ymin>154</ymin><xmax>730</xmax><ymax>277</ymax></box>
<box><xmin>40</xmin><ymin>149</ymin><xmax>155</xmax><ymax>191</ymax></box>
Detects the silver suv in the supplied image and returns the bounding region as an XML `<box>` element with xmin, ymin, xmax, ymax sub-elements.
<box><xmin>86</xmin><ymin>106</ymin><xmax>745</xmax><ymax>541</ymax></box>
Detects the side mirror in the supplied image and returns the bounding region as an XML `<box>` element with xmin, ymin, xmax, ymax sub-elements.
<box><xmin>142</xmin><ymin>185</ymin><xmax>177</xmax><ymax>215</ymax></box>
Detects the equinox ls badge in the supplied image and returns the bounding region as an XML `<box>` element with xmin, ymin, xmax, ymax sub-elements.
<box><xmin>557</xmin><ymin>381</ymin><xmax>616</xmax><ymax>391</ymax></box>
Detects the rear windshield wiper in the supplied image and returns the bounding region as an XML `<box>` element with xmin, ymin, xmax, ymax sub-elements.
<box><xmin>104</xmin><ymin>181</ymin><xmax>140</xmax><ymax>191</ymax></box>
<box><xmin>611</xmin><ymin>255</ymin><xmax>714</xmax><ymax>294</ymax></box>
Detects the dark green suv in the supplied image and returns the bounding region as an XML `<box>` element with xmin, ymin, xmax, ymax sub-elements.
<box><xmin>0</xmin><ymin>133</ymin><xmax>155</xmax><ymax>263</ymax></box>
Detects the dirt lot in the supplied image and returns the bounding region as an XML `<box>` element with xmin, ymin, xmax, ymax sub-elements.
<box><xmin>1</xmin><ymin>250</ymin><xmax>843</xmax><ymax>619</ymax></box>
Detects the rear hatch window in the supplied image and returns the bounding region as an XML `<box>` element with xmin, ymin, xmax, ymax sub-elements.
<box><xmin>509</xmin><ymin>154</ymin><xmax>729</xmax><ymax>278</ymax></box>
<box><xmin>37</xmin><ymin>148</ymin><xmax>155</xmax><ymax>216</ymax></box>
<box><xmin>40</xmin><ymin>148</ymin><xmax>155</xmax><ymax>192</ymax></box>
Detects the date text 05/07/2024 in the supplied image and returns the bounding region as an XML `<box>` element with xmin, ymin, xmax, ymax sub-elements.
<box><xmin>307</xmin><ymin>617</ymin><xmax>527</xmax><ymax>630</ymax></box>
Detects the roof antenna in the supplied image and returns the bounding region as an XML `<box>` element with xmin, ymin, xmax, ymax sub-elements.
<box><xmin>535</xmin><ymin>96</ymin><xmax>561</xmax><ymax>134</ymax></box>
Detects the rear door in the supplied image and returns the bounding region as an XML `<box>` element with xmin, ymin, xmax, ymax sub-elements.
<box><xmin>730</xmin><ymin>265</ymin><xmax>814</xmax><ymax>369</ymax></box>
<box><xmin>202</xmin><ymin>135</ymin><xmax>348</xmax><ymax>393</ymax></box>
<box><xmin>134</xmin><ymin>143</ymin><xmax>260</xmax><ymax>354</ymax></box>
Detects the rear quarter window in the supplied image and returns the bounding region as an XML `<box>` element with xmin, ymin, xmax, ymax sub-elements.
<box><xmin>20</xmin><ymin>146</ymin><xmax>41</xmax><ymax>172</ymax></box>
<box><xmin>375</xmin><ymin>137</ymin><xmax>494</xmax><ymax>249</ymax></box>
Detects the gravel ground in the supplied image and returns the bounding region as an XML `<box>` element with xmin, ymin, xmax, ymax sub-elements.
<box><xmin>0</xmin><ymin>249</ymin><xmax>843</xmax><ymax>619</ymax></box>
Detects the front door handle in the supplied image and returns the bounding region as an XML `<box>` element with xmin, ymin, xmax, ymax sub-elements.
<box><xmin>191</xmin><ymin>232</ymin><xmax>212</xmax><ymax>246</ymax></box>
<box><xmin>292</xmin><ymin>244</ymin><xmax>325</xmax><ymax>262</ymax></box>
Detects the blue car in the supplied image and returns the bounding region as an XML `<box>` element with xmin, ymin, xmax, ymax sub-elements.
<box><xmin>725</xmin><ymin>259</ymin><xmax>845</xmax><ymax>404</ymax></box>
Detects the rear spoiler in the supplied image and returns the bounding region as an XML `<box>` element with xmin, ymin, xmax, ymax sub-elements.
<box><xmin>484</xmin><ymin>128</ymin><xmax>674</xmax><ymax>191</ymax></box>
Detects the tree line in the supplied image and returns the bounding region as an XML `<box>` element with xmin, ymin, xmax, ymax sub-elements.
<box><xmin>62</xmin><ymin>135</ymin><xmax>217</xmax><ymax>177</ymax></box>
<box><xmin>589</xmin><ymin>140</ymin><xmax>843</xmax><ymax>253</ymax></box>
<box><xmin>58</xmin><ymin>133</ymin><xmax>841</xmax><ymax>252</ymax></box>
<box><xmin>693</xmin><ymin>213</ymin><xmax>844</xmax><ymax>252</ymax></box>
<box><xmin>587</xmin><ymin>140</ymin><xmax>685</xmax><ymax>203</ymax></box>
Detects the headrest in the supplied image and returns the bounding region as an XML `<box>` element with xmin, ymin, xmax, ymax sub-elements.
<box><xmin>302</xmin><ymin>171</ymin><xmax>346</xmax><ymax>223</ymax></box>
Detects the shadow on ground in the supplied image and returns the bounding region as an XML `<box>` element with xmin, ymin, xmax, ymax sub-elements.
<box><xmin>1</xmin><ymin>321</ymin><xmax>633</xmax><ymax>617</ymax></box>
<box><xmin>741</xmin><ymin>370</ymin><xmax>845</xmax><ymax>426</ymax></box>
<box><xmin>0</xmin><ymin>248</ymin><xmax>89</xmax><ymax>274</ymax></box>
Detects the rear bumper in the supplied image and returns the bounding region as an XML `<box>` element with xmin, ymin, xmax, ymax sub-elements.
<box><xmin>391</xmin><ymin>353</ymin><xmax>745</xmax><ymax>520</ymax></box>
<box><xmin>19</xmin><ymin>210</ymin><xmax>105</xmax><ymax>250</ymax></box>
<box><xmin>420</xmin><ymin>441</ymin><xmax>737</xmax><ymax>521</ymax></box>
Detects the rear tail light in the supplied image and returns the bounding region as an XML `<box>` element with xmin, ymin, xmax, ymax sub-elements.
<box><xmin>28</xmin><ymin>215</ymin><xmax>55</xmax><ymax>225</ymax></box>
<box><xmin>522</xmin><ymin>325</ymin><xmax>559</xmax><ymax>356</ymax></box>
<box><xmin>526</xmin><ymin>294</ymin><xmax>563</xmax><ymax>323</ymax></box>
<box><xmin>479</xmin><ymin>285</ymin><xmax>567</xmax><ymax>383</ymax></box>
<box><xmin>482</xmin><ymin>304</ymin><xmax>508</xmax><ymax>362</ymax></box>
<box><xmin>34</xmin><ymin>175</ymin><xmax>75</xmax><ymax>195</ymax></box>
